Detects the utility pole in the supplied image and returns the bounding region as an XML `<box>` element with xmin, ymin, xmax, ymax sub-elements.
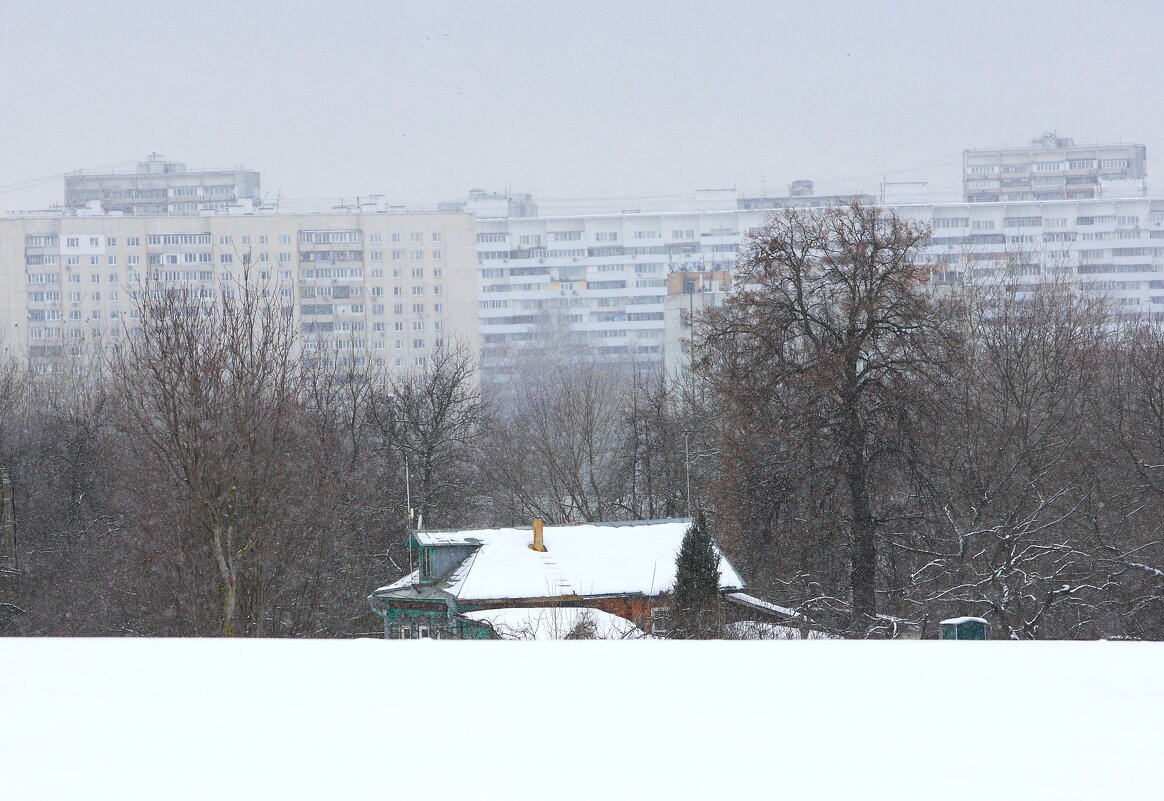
<box><xmin>0</xmin><ymin>469</ymin><xmax>16</xmax><ymax>572</ymax></box>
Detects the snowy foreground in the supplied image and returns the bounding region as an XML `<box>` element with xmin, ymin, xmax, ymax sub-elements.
<box><xmin>3</xmin><ymin>639</ymin><xmax>1161</xmax><ymax>800</ymax></box>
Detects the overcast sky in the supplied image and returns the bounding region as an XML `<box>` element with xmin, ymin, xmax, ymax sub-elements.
<box><xmin>2</xmin><ymin>0</ymin><xmax>1161</xmax><ymax>213</ymax></box>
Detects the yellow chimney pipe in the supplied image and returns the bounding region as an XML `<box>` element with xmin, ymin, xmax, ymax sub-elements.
<box><xmin>529</xmin><ymin>518</ymin><xmax>547</xmax><ymax>552</ymax></box>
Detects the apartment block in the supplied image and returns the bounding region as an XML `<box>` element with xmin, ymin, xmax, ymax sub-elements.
<box><xmin>474</xmin><ymin>204</ymin><xmax>771</xmax><ymax>384</ymax></box>
<box><xmin>1</xmin><ymin>210</ymin><xmax>478</xmax><ymax>376</ymax></box>
<box><xmin>963</xmin><ymin>133</ymin><xmax>1147</xmax><ymax>204</ymax></box>
<box><xmin>64</xmin><ymin>154</ymin><xmax>261</xmax><ymax>216</ymax></box>
<box><xmin>663</xmin><ymin>270</ymin><xmax>731</xmax><ymax>376</ymax></box>
<box><xmin>900</xmin><ymin>196</ymin><xmax>1164</xmax><ymax>307</ymax></box>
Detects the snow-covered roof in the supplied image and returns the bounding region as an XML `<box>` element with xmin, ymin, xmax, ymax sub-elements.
<box><xmin>940</xmin><ymin>616</ymin><xmax>988</xmax><ymax>626</ymax></box>
<box><xmin>385</xmin><ymin>519</ymin><xmax>744</xmax><ymax>600</ymax></box>
<box><xmin>460</xmin><ymin>607</ymin><xmax>644</xmax><ymax>640</ymax></box>
<box><xmin>726</xmin><ymin>591</ymin><xmax>804</xmax><ymax>620</ymax></box>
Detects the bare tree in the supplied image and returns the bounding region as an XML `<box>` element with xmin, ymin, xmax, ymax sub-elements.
<box><xmin>697</xmin><ymin>202</ymin><xmax>938</xmax><ymax>629</ymax></box>
<box><xmin>486</xmin><ymin>360</ymin><xmax>631</xmax><ymax>523</ymax></box>
<box><xmin>365</xmin><ymin>341</ymin><xmax>485</xmax><ymax>532</ymax></box>
<box><xmin>111</xmin><ymin>278</ymin><xmax>342</xmax><ymax>636</ymax></box>
<box><xmin>910</xmin><ymin>274</ymin><xmax>1113</xmax><ymax>638</ymax></box>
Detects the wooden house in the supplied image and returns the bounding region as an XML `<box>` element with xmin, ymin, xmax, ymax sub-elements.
<box><xmin>367</xmin><ymin>518</ymin><xmax>745</xmax><ymax>639</ymax></box>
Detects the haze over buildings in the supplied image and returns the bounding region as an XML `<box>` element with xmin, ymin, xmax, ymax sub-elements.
<box><xmin>3</xmin><ymin>132</ymin><xmax>1163</xmax><ymax>386</ymax></box>
<box><xmin>3</xmin><ymin>2</ymin><xmax>1163</xmax><ymax>215</ymax></box>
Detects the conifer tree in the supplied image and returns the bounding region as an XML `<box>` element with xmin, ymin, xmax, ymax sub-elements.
<box><xmin>669</xmin><ymin>513</ymin><xmax>722</xmax><ymax>638</ymax></box>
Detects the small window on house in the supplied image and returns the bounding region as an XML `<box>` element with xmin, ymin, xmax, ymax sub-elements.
<box><xmin>419</xmin><ymin>547</ymin><xmax>433</xmax><ymax>579</ymax></box>
<box><xmin>398</xmin><ymin>625</ymin><xmax>413</xmax><ymax>639</ymax></box>
<box><xmin>417</xmin><ymin>624</ymin><xmax>430</xmax><ymax>639</ymax></box>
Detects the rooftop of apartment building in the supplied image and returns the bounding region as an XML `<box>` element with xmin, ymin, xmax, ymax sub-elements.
<box><xmin>64</xmin><ymin>153</ymin><xmax>258</xmax><ymax>181</ymax></box>
<box><xmin>964</xmin><ymin>132</ymin><xmax>1147</xmax><ymax>158</ymax></box>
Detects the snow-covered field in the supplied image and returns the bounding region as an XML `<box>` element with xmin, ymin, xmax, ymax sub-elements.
<box><xmin>3</xmin><ymin>638</ymin><xmax>1160</xmax><ymax>800</ymax></box>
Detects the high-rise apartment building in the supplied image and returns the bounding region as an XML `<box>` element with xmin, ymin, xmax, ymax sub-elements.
<box><xmin>63</xmin><ymin>154</ymin><xmax>262</xmax><ymax>216</ymax></box>
<box><xmin>473</xmin><ymin>203</ymin><xmax>767</xmax><ymax>384</ymax></box>
<box><xmin>900</xmin><ymin>196</ymin><xmax>1164</xmax><ymax>308</ymax></box>
<box><xmin>1</xmin><ymin>209</ymin><xmax>478</xmax><ymax>376</ymax></box>
<box><xmin>471</xmin><ymin>184</ymin><xmax>877</xmax><ymax>385</ymax></box>
<box><xmin>963</xmin><ymin>133</ymin><xmax>1147</xmax><ymax>204</ymax></box>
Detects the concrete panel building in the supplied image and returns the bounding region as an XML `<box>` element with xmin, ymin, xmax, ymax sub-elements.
<box><xmin>64</xmin><ymin>154</ymin><xmax>262</xmax><ymax>216</ymax></box>
<box><xmin>0</xmin><ymin>208</ymin><xmax>478</xmax><ymax>376</ymax></box>
<box><xmin>963</xmin><ymin>133</ymin><xmax>1147</xmax><ymax>204</ymax></box>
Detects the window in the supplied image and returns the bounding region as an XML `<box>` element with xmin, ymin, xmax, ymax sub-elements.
<box><xmin>410</xmin><ymin>232</ymin><xmax>422</xmax><ymax>243</ymax></box>
<box><xmin>411</xmin><ymin>250</ymin><xmax>423</xmax><ymax>260</ymax></box>
<box><xmin>411</xmin><ymin>267</ymin><xmax>424</xmax><ymax>278</ymax></box>
<box><xmin>411</xmin><ymin>303</ymin><xmax>424</xmax><ymax>314</ymax></box>
<box><xmin>431</xmin><ymin>232</ymin><xmax>441</xmax><ymax>242</ymax></box>
<box><xmin>127</xmin><ymin>237</ymin><xmax>140</xmax><ymax>247</ymax></box>
<box><xmin>66</xmin><ymin>237</ymin><xmax>79</xmax><ymax>248</ymax></box>
<box><xmin>279</xmin><ymin>234</ymin><xmax>291</xmax><ymax>244</ymax></box>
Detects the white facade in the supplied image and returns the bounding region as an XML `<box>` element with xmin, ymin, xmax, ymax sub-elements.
<box><xmin>901</xmin><ymin>196</ymin><xmax>1164</xmax><ymax>308</ymax></box>
<box><xmin>473</xmin><ymin>206</ymin><xmax>769</xmax><ymax>382</ymax></box>
<box><xmin>963</xmin><ymin>134</ymin><xmax>1147</xmax><ymax>204</ymax></box>
<box><xmin>64</xmin><ymin>154</ymin><xmax>262</xmax><ymax>216</ymax></box>
<box><xmin>0</xmin><ymin>210</ymin><xmax>478</xmax><ymax>376</ymax></box>
<box><xmin>655</xmin><ymin>197</ymin><xmax>1164</xmax><ymax>364</ymax></box>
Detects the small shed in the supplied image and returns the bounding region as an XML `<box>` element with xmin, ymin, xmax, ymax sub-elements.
<box><xmin>940</xmin><ymin>616</ymin><xmax>988</xmax><ymax>640</ymax></box>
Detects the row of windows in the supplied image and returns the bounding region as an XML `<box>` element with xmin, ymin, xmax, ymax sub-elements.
<box><xmin>30</xmin><ymin>231</ymin><xmax>443</xmax><ymax>251</ymax></box>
